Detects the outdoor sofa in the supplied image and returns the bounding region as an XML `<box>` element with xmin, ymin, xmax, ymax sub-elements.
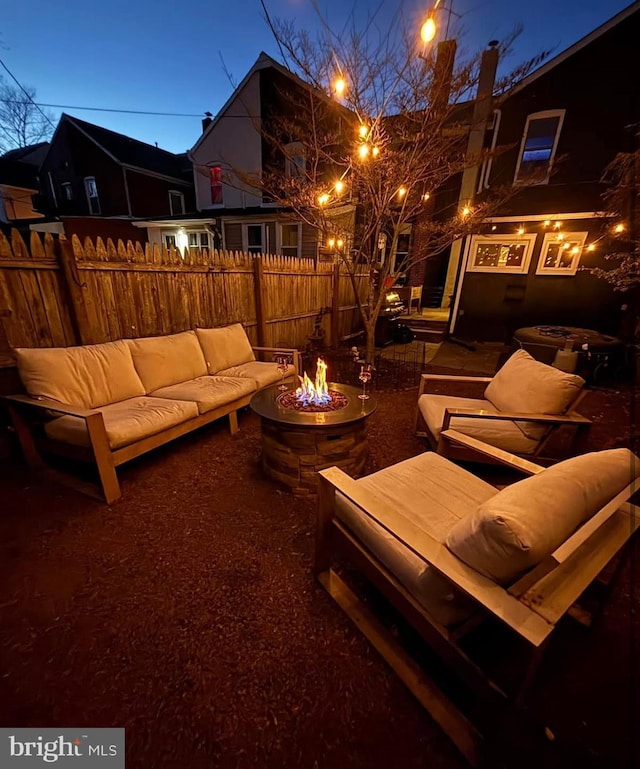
<box><xmin>6</xmin><ymin>324</ymin><xmax>300</xmax><ymax>503</ymax></box>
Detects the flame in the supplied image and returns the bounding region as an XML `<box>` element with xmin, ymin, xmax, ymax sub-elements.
<box><xmin>295</xmin><ymin>358</ymin><xmax>331</xmax><ymax>406</ymax></box>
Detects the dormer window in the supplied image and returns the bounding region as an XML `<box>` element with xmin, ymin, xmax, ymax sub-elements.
<box><xmin>169</xmin><ymin>190</ymin><xmax>185</xmax><ymax>215</ymax></box>
<box><xmin>514</xmin><ymin>110</ymin><xmax>565</xmax><ymax>186</ymax></box>
<box><xmin>84</xmin><ymin>176</ymin><xmax>100</xmax><ymax>214</ymax></box>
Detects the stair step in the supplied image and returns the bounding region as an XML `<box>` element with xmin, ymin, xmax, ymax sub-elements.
<box><xmin>409</xmin><ymin>327</ymin><xmax>447</xmax><ymax>342</ymax></box>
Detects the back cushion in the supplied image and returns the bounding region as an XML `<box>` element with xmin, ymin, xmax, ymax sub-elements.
<box><xmin>484</xmin><ymin>349</ymin><xmax>584</xmax><ymax>439</ymax></box>
<box><xmin>127</xmin><ymin>331</ymin><xmax>207</xmax><ymax>392</ymax></box>
<box><xmin>195</xmin><ymin>325</ymin><xmax>255</xmax><ymax>375</ymax></box>
<box><xmin>15</xmin><ymin>340</ymin><xmax>146</xmax><ymax>409</ymax></box>
<box><xmin>446</xmin><ymin>448</ymin><xmax>640</xmax><ymax>585</ymax></box>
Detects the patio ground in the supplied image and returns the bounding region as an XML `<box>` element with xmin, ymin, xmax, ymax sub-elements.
<box><xmin>0</xmin><ymin>341</ymin><xmax>637</xmax><ymax>769</ymax></box>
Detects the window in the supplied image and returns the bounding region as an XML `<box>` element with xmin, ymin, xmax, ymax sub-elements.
<box><xmin>280</xmin><ymin>223</ymin><xmax>300</xmax><ymax>257</ymax></box>
<box><xmin>393</xmin><ymin>230</ymin><xmax>411</xmax><ymax>272</ymax></box>
<box><xmin>514</xmin><ymin>110</ymin><xmax>565</xmax><ymax>186</ymax></box>
<box><xmin>84</xmin><ymin>176</ymin><xmax>100</xmax><ymax>214</ymax></box>
<box><xmin>61</xmin><ymin>182</ymin><xmax>73</xmax><ymax>201</ymax></box>
<box><xmin>209</xmin><ymin>166</ymin><xmax>223</xmax><ymax>205</ymax></box>
<box><xmin>187</xmin><ymin>231</ymin><xmax>211</xmax><ymax>250</ymax></box>
<box><xmin>244</xmin><ymin>224</ymin><xmax>264</xmax><ymax>255</ymax></box>
<box><xmin>169</xmin><ymin>190</ymin><xmax>185</xmax><ymax>215</ymax></box>
<box><xmin>466</xmin><ymin>234</ymin><xmax>537</xmax><ymax>274</ymax></box>
<box><xmin>163</xmin><ymin>234</ymin><xmax>177</xmax><ymax>249</ymax></box>
<box><xmin>284</xmin><ymin>142</ymin><xmax>305</xmax><ymax>178</ymax></box>
<box><xmin>536</xmin><ymin>232</ymin><xmax>587</xmax><ymax>276</ymax></box>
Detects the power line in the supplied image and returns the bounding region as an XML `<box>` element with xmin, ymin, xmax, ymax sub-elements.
<box><xmin>20</xmin><ymin>103</ymin><xmax>206</xmax><ymax>118</ymax></box>
<box><xmin>0</xmin><ymin>57</ymin><xmax>57</xmax><ymax>130</ymax></box>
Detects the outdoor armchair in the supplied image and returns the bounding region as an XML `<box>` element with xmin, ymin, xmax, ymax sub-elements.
<box><xmin>315</xmin><ymin>436</ymin><xmax>640</xmax><ymax>766</ymax></box>
<box><xmin>415</xmin><ymin>348</ymin><xmax>591</xmax><ymax>462</ymax></box>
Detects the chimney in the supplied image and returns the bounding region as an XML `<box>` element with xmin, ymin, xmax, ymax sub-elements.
<box><xmin>431</xmin><ymin>39</ymin><xmax>457</xmax><ymax>118</ymax></box>
<box><xmin>202</xmin><ymin>111</ymin><xmax>213</xmax><ymax>132</ymax></box>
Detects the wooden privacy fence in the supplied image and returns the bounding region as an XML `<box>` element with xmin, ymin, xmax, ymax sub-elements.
<box><xmin>0</xmin><ymin>229</ymin><xmax>368</xmax><ymax>364</ymax></box>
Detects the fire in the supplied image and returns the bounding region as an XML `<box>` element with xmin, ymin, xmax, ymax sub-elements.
<box><xmin>296</xmin><ymin>358</ymin><xmax>331</xmax><ymax>406</ymax></box>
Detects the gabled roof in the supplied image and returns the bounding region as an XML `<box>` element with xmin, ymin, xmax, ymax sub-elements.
<box><xmin>57</xmin><ymin>114</ymin><xmax>192</xmax><ymax>182</ymax></box>
<box><xmin>507</xmin><ymin>0</ymin><xmax>640</xmax><ymax>96</ymax></box>
<box><xmin>0</xmin><ymin>158</ymin><xmax>39</xmax><ymax>190</ymax></box>
<box><xmin>1</xmin><ymin>142</ymin><xmax>50</xmax><ymax>166</ymax></box>
<box><xmin>190</xmin><ymin>51</ymin><xmax>344</xmax><ymax>156</ymax></box>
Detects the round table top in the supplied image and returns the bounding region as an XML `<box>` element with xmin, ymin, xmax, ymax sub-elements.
<box><xmin>250</xmin><ymin>382</ymin><xmax>377</xmax><ymax>427</ymax></box>
<box><xmin>514</xmin><ymin>325</ymin><xmax>622</xmax><ymax>351</ymax></box>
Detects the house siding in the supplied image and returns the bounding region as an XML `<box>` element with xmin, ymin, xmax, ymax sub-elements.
<box><xmin>453</xmin><ymin>9</ymin><xmax>640</xmax><ymax>342</ymax></box>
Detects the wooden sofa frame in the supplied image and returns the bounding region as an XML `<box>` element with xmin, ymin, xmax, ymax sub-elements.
<box><xmin>6</xmin><ymin>345</ymin><xmax>300</xmax><ymax>504</ymax></box>
<box><xmin>414</xmin><ymin>373</ymin><xmax>591</xmax><ymax>463</ymax></box>
<box><xmin>315</xmin><ymin>430</ymin><xmax>639</xmax><ymax>766</ymax></box>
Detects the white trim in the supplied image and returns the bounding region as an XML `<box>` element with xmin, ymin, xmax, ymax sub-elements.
<box><xmin>536</xmin><ymin>231</ymin><xmax>587</xmax><ymax>276</ymax></box>
<box><xmin>466</xmin><ymin>233</ymin><xmax>537</xmax><ymax>274</ymax></box>
<box><xmin>242</xmin><ymin>222</ymin><xmax>266</xmax><ymax>254</ymax></box>
<box><xmin>513</xmin><ymin>110</ymin><xmax>565</xmax><ymax>187</ymax></box>
<box><xmin>477</xmin><ymin>109</ymin><xmax>501</xmax><ymax>193</ymax></box>
<box><xmin>450</xmin><ymin>237</ymin><xmax>471</xmax><ymax>335</ymax></box>
<box><xmin>484</xmin><ymin>211</ymin><xmax>601</xmax><ymax>223</ymax></box>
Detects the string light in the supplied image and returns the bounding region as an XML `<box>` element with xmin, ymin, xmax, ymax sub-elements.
<box><xmin>587</xmin><ymin>244</ymin><xmax>595</xmax><ymax>252</ymax></box>
<box><xmin>372</xmin><ymin>146</ymin><xmax>380</xmax><ymax>157</ymax></box>
<box><xmin>422</xmin><ymin>192</ymin><xmax>430</xmax><ymax>201</ymax></box>
<box><xmin>318</xmin><ymin>193</ymin><xmax>330</xmax><ymax>205</ymax></box>
<box><xmin>333</xmin><ymin>77</ymin><xmax>346</xmax><ymax>97</ymax></box>
<box><xmin>543</xmin><ymin>220</ymin><xmax>551</xmax><ymax>227</ymax></box>
<box><xmin>336</xmin><ymin>238</ymin><xmax>344</xmax><ymax>248</ymax></box>
<box><xmin>334</xmin><ymin>180</ymin><xmax>344</xmax><ymax>193</ymax></box>
<box><xmin>461</xmin><ymin>206</ymin><xmax>471</xmax><ymax>217</ymax></box>
<box><xmin>327</xmin><ymin>238</ymin><xmax>335</xmax><ymax>248</ymax></box>
<box><xmin>397</xmin><ymin>186</ymin><xmax>407</xmax><ymax>199</ymax></box>
<box><xmin>358</xmin><ymin>125</ymin><xmax>368</xmax><ymax>138</ymax></box>
<box><xmin>553</xmin><ymin>222</ymin><xmax>561</xmax><ymax>229</ymax></box>
<box><xmin>358</xmin><ymin>144</ymin><xmax>370</xmax><ymax>159</ymax></box>
<box><xmin>614</xmin><ymin>223</ymin><xmax>625</xmax><ymax>233</ymax></box>
<box><xmin>517</xmin><ymin>226</ymin><xmax>525</xmax><ymax>235</ymax></box>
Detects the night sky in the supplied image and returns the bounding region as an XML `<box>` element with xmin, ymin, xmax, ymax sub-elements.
<box><xmin>0</xmin><ymin>0</ymin><xmax>633</xmax><ymax>154</ymax></box>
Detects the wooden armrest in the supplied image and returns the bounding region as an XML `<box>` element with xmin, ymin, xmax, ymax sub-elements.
<box><xmin>443</xmin><ymin>408</ymin><xmax>591</xmax><ymax>426</ymax></box>
<box><xmin>419</xmin><ymin>373</ymin><xmax>493</xmax><ymax>397</ymax></box>
<box><xmin>318</xmin><ymin>466</ymin><xmax>552</xmax><ymax>646</ymax></box>
<box><xmin>4</xmin><ymin>394</ymin><xmax>98</xmax><ymax>419</ymax></box>
<box><xmin>441</xmin><ymin>430</ymin><xmax>544</xmax><ymax>475</ymax></box>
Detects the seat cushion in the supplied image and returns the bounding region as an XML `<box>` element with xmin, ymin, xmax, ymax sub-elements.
<box><xmin>337</xmin><ymin>452</ymin><xmax>499</xmax><ymax>627</ymax></box>
<box><xmin>446</xmin><ymin>448</ymin><xmax>640</xmax><ymax>585</ymax></box>
<box><xmin>15</xmin><ymin>341</ymin><xmax>146</xmax><ymax>409</ymax></box>
<box><xmin>44</xmin><ymin>396</ymin><xmax>198</xmax><ymax>450</ymax></box>
<box><xmin>195</xmin><ymin>325</ymin><xmax>256</xmax><ymax>375</ymax></box>
<box><xmin>127</xmin><ymin>331</ymin><xmax>208</xmax><ymax>392</ymax></box>
<box><xmin>218</xmin><ymin>361</ymin><xmax>296</xmax><ymax>390</ymax></box>
<box><xmin>484</xmin><ymin>349</ymin><xmax>585</xmax><ymax>439</ymax></box>
<box><xmin>418</xmin><ymin>394</ymin><xmax>539</xmax><ymax>455</ymax></box>
<box><xmin>150</xmin><ymin>375</ymin><xmax>255</xmax><ymax>414</ymax></box>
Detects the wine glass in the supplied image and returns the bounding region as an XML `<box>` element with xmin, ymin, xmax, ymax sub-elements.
<box><xmin>358</xmin><ymin>364</ymin><xmax>372</xmax><ymax>400</ymax></box>
<box><xmin>276</xmin><ymin>355</ymin><xmax>289</xmax><ymax>391</ymax></box>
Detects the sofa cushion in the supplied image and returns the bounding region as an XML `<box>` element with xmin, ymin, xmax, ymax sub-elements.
<box><xmin>44</xmin><ymin>396</ymin><xmax>198</xmax><ymax>450</ymax></box>
<box><xmin>150</xmin><ymin>375</ymin><xmax>255</xmax><ymax>414</ymax></box>
<box><xmin>218</xmin><ymin>361</ymin><xmax>295</xmax><ymax>390</ymax></box>
<box><xmin>15</xmin><ymin>341</ymin><xmax>146</xmax><ymax>409</ymax></box>
<box><xmin>484</xmin><ymin>349</ymin><xmax>584</xmax><ymax>439</ymax></box>
<box><xmin>336</xmin><ymin>452</ymin><xmax>498</xmax><ymax>627</ymax></box>
<box><xmin>195</xmin><ymin>325</ymin><xmax>255</xmax><ymax>375</ymax></box>
<box><xmin>418</xmin><ymin>394</ymin><xmax>539</xmax><ymax>455</ymax></box>
<box><xmin>127</xmin><ymin>331</ymin><xmax>207</xmax><ymax>392</ymax></box>
<box><xmin>446</xmin><ymin>448</ymin><xmax>640</xmax><ymax>585</ymax></box>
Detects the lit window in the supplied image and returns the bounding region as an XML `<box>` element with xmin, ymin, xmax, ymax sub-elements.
<box><xmin>187</xmin><ymin>231</ymin><xmax>210</xmax><ymax>250</ymax></box>
<box><xmin>284</xmin><ymin>142</ymin><xmax>306</xmax><ymax>178</ymax></box>
<box><xmin>536</xmin><ymin>232</ymin><xmax>587</xmax><ymax>275</ymax></box>
<box><xmin>280</xmin><ymin>223</ymin><xmax>299</xmax><ymax>257</ymax></box>
<box><xmin>209</xmin><ymin>166</ymin><xmax>223</xmax><ymax>205</ymax></box>
<box><xmin>466</xmin><ymin>234</ymin><xmax>537</xmax><ymax>274</ymax></box>
<box><xmin>514</xmin><ymin>110</ymin><xmax>565</xmax><ymax>186</ymax></box>
<box><xmin>169</xmin><ymin>190</ymin><xmax>185</xmax><ymax>215</ymax></box>
<box><xmin>61</xmin><ymin>182</ymin><xmax>73</xmax><ymax>201</ymax></box>
<box><xmin>84</xmin><ymin>176</ymin><xmax>100</xmax><ymax>215</ymax></box>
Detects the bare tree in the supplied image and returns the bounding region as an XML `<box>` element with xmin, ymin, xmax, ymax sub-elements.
<box><xmin>0</xmin><ymin>81</ymin><xmax>54</xmax><ymax>154</ymax></box>
<box><xmin>234</xmin><ymin>9</ymin><xmax>545</xmax><ymax>361</ymax></box>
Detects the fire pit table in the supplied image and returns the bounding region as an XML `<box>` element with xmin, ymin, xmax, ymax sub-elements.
<box><xmin>250</xmin><ymin>382</ymin><xmax>377</xmax><ymax>495</ymax></box>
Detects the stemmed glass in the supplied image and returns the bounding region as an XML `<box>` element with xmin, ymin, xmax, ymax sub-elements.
<box><xmin>276</xmin><ymin>355</ymin><xmax>289</xmax><ymax>391</ymax></box>
<box><xmin>358</xmin><ymin>363</ymin><xmax>372</xmax><ymax>400</ymax></box>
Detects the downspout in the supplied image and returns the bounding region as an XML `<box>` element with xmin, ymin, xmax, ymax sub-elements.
<box><xmin>444</xmin><ymin>41</ymin><xmax>500</xmax><ymax>332</ymax></box>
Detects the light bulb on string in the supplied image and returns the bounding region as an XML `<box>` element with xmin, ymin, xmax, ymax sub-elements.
<box><xmin>358</xmin><ymin>144</ymin><xmax>370</xmax><ymax>160</ymax></box>
<box><xmin>333</xmin><ymin>77</ymin><xmax>346</xmax><ymax>97</ymax></box>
